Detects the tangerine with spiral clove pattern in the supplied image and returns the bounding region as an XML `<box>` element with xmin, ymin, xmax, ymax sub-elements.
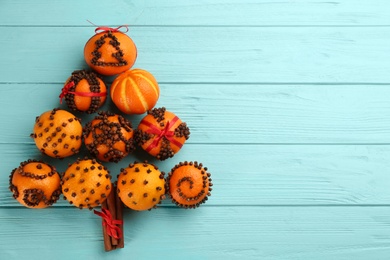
<box><xmin>9</xmin><ymin>160</ymin><xmax>61</xmax><ymax>208</ymax></box>
<box><xmin>167</xmin><ymin>161</ymin><xmax>212</xmax><ymax>209</ymax></box>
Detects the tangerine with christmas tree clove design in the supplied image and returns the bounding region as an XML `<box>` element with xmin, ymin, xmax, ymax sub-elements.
<box><xmin>117</xmin><ymin>161</ymin><xmax>166</xmax><ymax>211</ymax></box>
<box><xmin>31</xmin><ymin>108</ymin><xmax>82</xmax><ymax>158</ymax></box>
<box><xmin>60</xmin><ymin>70</ymin><xmax>107</xmax><ymax>114</ymax></box>
<box><xmin>83</xmin><ymin>111</ymin><xmax>136</xmax><ymax>163</ymax></box>
<box><xmin>84</xmin><ymin>27</ymin><xmax>137</xmax><ymax>76</ymax></box>
<box><xmin>9</xmin><ymin>159</ymin><xmax>61</xmax><ymax>208</ymax></box>
<box><xmin>135</xmin><ymin>107</ymin><xmax>190</xmax><ymax>160</ymax></box>
<box><xmin>110</xmin><ymin>68</ymin><xmax>160</xmax><ymax>115</ymax></box>
<box><xmin>62</xmin><ymin>158</ymin><xmax>112</xmax><ymax>210</ymax></box>
<box><xmin>167</xmin><ymin>161</ymin><xmax>212</xmax><ymax>209</ymax></box>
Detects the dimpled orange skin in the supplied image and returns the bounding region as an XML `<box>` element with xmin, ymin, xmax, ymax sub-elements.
<box><xmin>110</xmin><ymin>69</ymin><xmax>160</xmax><ymax>115</ymax></box>
<box><xmin>32</xmin><ymin>109</ymin><xmax>82</xmax><ymax>158</ymax></box>
<box><xmin>84</xmin><ymin>112</ymin><xmax>135</xmax><ymax>162</ymax></box>
<box><xmin>9</xmin><ymin>161</ymin><xmax>61</xmax><ymax>209</ymax></box>
<box><xmin>168</xmin><ymin>161</ymin><xmax>212</xmax><ymax>209</ymax></box>
<box><xmin>64</xmin><ymin>76</ymin><xmax>107</xmax><ymax>112</ymax></box>
<box><xmin>62</xmin><ymin>159</ymin><xmax>112</xmax><ymax>209</ymax></box>
<box><xmin>84</xmin><ymin>31</ymin><xmax>137</xmax><ymax>76</ymax></box>
<box><xmin>117</xmin><ymin>162</ymin><xmax>165</xmax><ymax>211</ymax></box>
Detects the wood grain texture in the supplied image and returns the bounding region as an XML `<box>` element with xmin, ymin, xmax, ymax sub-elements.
<box><xmin>1</xmin><ymin>84</ymin><xmax>390</xmax><ymax>144</ymax></box>
<box><xmin>1</xmin><ymin>207</ymin><xmax>390</xmax><ymax>260</ymax></box>
<box><xmin>1</xmin><ymin>0</ymin><xmax>390</xmax><ymax>26</ymax></box>
<box><xmin>0</xmin><ymin>27</ymin><xmax>389</xmax><ymax>83</ymax></box>
<box><xmin>1</xmin><ymin>0</ymin><xmax>390</xmax><ymax>259</ymax></box>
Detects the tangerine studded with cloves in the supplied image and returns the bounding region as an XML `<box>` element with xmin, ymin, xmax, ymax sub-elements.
<box><xmin>167</xmin><ymin>161</ymin><xmax>212</xmax><ymax>209</ymax></box>
<box><xmin>62</xmin><ymin>158</ymin><xmax>112</xmax><ymax>210</ymax></box>
<box><xmin>31</xmin><ymin>108</ymin><xmax>82</xmax><ymax>158</ymax></box>
<box><xmin>117</xmin><ymin>161</ymin><xmax>166</xmax><ymax>211</ymax></box>
<box><xmin>9</xmin><ymin>159</ymin><xmax>61</xmax><ymax>208</ymax></box>
<box><xmin>83</xmin><ymin>111</ymin><xmax>136</xmax><ymax>162</ymax></box>
<box><xmin>135</xmin><ymin>107</ymin><xmax>190</xmax><ymax>160</ymax></box>
<box><xmin>84</xmin><ymin>30</ymin><xmax>137</xmax><ymax>76</ymax></box>
<box><xmin>61</xmin><ymin>70</ymin><xmax>107</xmax><ymax>114</ymax></box>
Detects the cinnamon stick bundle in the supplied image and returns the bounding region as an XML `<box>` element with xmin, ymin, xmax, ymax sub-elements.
<box><xmin>99</xmin><ymin>183</ymin><xmax>124</xmax><ymax>251</ymax></box>
<box><xmin>115</xmin><ymin>187</ymin><xmax>124</xmax><ymax>249</ymax></box>
<box><xmin>101</xmin><ymin>199</ymin><xmax>113</xmax><ymax>251</ymax></box>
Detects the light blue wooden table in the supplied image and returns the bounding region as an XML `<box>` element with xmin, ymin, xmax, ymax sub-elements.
<box><xmin>1</xmin><ymin>1</ymin><xmax>390</xmax><ymax>259</ymax></box>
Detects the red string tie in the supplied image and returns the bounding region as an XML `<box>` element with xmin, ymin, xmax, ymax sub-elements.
<box><xmin>94</xmin><ymin>209</ymin><xmax>123</xmax><ymax>240</ymax></box>
<box><xmin>59</xmin><ymin>81</ymin><xmax>106</xmax><ymax>104</ymax></box>
<box><xmin>139</xmin><ymin>116</ymin><xmax>183</xmax><ymax>152</ymax></box>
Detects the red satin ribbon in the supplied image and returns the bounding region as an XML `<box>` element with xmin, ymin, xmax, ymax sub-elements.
<box><xmin>94</xmin><ymin>209</ymin><xmax>123</xmax><ymax>239</ymax></box>
<box><xmin>140</xmin><ymin>116</ymin><xmax>183</xmax><ymax>152</ymax></box>
<box><xmin>59</xmin><ymin>81</ymin><xmax>106</xmax><ymax>104</ymax></box>
<box><xmin>95</xmin><ymin>25</ymin><xmax>129</xmax><ymax>34</ymax></box>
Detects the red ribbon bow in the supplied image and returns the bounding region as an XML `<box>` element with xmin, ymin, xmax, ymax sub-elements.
<box><xmin>94</xmin><ymin>25</ymin><xmax>129</xmax><ymax>34</ymax></box>
<box><xmin>87</xmin><ymin>20</ymin><xmax>129</xmax><ymax>34</ymax></box>
<box><xmin>59</xmin><ymin>81</ymin><xmax>107</xmax><ymax>104</ymax></box>
<box><xmin>140</xmin><ymin>116</ymin><xmax>183</xmax><ymax>152</ymax></box>
<box><xmin>94</xmin><ymin>209</ymin><xmax>123</xmax><ymax>240</ymax></box>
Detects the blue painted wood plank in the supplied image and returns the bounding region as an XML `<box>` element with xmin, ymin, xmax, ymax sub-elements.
<box><xmin>1</xmin><ymin>84</ymin><xmax>390</xmax><ymax>144</ymax></box>
<box><xmin>1</xmin><ymin>207</ymin><xmax>390</xmax><ymax>259</ymax></box>
<box><xmin>1</xmin><ymin>0</ymin><xmax>390</xmax><ymax>26</ymax></box>
<box><xmin>1</xmin><ymin>0</ymin><xmax>389</xmax><ymax>259</ymax></box>
<box><xmin>0</xmin><ymin>27</ymin><xmax>389</xmax><ymax>84</ymax></box>
<box><xmin>2</xmin><ymin>143</ymin><xmax>390</xmax><ymax>207</ymax></box>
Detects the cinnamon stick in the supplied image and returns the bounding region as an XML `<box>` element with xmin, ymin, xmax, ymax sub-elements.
<box><xmin>98</xmin><ymin>184</ymin><xmax>124</xmax><ymax>251</ymax></box>
<box><xmin>115</xmin><ymin>186</ymin><xmax>124</xmax><ymax>248</ymax></box>
<box><xmin>101</xmin><ymin>199</ymin><xmax>113</xmax><ymax>251</ymax></box>
<box><xmin>106</xmin><ymin>186</ymin><xmax>118</xmax><ymax>247</ymax></box>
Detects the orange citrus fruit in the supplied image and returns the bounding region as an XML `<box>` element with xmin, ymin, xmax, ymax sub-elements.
<box><xmin>167</xmin><ymin>161</ymin><xmax>212</xmax><ymax>209</ymax></box>
<box><xmin>61</xmin><ymin>70</ymin><xmax>107</xmax><ymax>113</ymax></box>
<box><xmin>84</xmin><ymin>31</ymin><xmax>137</xmax><ymax>76</ymax></box>
<box><xmin>9</xmin><ymin>160</ymin><xmax>61</xmax><ymax>208</ymax></box>
<box><xmin>62</xmin><ymin>158</ymin><xmax>112</xmax><ymax>209</ymax></box>
<box><xmin>31</xmin><ymin>109</ymin><xmax>82</xmax><ymax>158</ymax></box>
<box><xmin>83</xmin><ymin>111</ymin><xmax>135</xmax><ymax>162</ymax></box>
<box><xmin>135</xmin><ymin>107</ymin><xmax>190</xmax><ymax>160</ymax></box>
<box><xmin>110</xmin><ymin>69</ymin><xmax>160</xmax><ymax>115</ymax></box>
<box><xmin>117</xmin><ymin>162</ymin><xmax>165</xmax><ymax>211</ymax></box>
